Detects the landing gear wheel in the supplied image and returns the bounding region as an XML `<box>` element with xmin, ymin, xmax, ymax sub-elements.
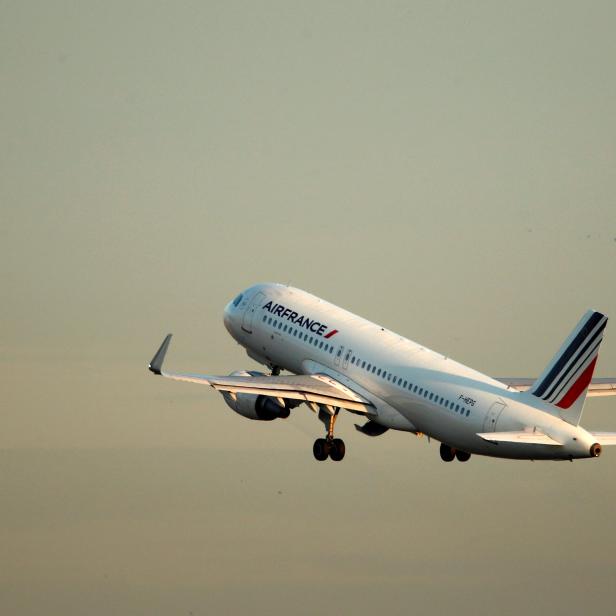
<box><xmin>329</xmin><ymin>438</ymin><xmax>346</xmax><ymax>462</ymax></box>
<box><xmin>313</xmin><ymin>438</ymin><xmax>329</xmax><ymax>461</ymax></box>
<box><xmin>455</xmin><ymin>450</ymin><xmax>471</xmax><ymax>462</ymax></box>
<box><xmin>440</xmin><ymin>443</ymin><xmax>456</xmax><ymax>462</ymax></box>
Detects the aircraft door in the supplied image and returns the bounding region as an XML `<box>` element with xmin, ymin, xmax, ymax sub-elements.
<box><xmin>241</xmin><ymin>292</ymin><xmax>265</xmax><ymax>334</ymax></box>
<box><xmin>343</xmin><ymin>348</ymin><xmax>352</xmax><ymax>370</ymax></box>
<box><xmin>482</xmin><ymin>400</ymin><xmax>506</xmax><ymax>432</ymax></box>
<box><xmin>334</xmin><ymin>345</ymin><xmax>345</xmax><ymax>367</ymax></box>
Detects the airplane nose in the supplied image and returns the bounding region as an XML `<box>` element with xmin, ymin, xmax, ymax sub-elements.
<box><xmin>224</xmin><ymin>292</ymin><xmax>245</xmax><ymax>336</ymax></box>
<box><xmin>223</xmin><ymin>303</ymin><xmax>233</xmax><ymax>333</ymax></box>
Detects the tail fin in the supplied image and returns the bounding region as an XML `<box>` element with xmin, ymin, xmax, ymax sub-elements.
<box><xmin>531</xmin><ymin>310</ymin><xmax>607</xmax><ymax>425</ymax></box>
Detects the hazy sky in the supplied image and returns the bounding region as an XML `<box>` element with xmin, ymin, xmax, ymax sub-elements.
<box><xmin>2</xmin><ymin>1</ymin><xmax>616</xmax><ymax>614</ymax></box>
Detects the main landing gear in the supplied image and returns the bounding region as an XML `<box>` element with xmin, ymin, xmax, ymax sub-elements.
<box><xmin>313</xmin><ymin>408</ymin><xmax>345</xmax><ymax>462</ymax></box>
<box><xmin>440</xmin><ymin>443</ymin><xmax>471</xmax><ymax>463</ymax></box>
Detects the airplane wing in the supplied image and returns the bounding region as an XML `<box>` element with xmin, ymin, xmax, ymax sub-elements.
<box><xmin>496</xmin><ymin>377</ymin><xmax>616</xmax><ymax>397</ymax></box>
<box><xmin>148</xmin><ymin>334</ymin><xmax>375</xmax><ymax>415</ymax></box>
<box><xmin>477</xmin><ymin>430</ymin><xmax>562</xmax><ymax>446</ymax></box>
<box><xmin>589</xmin><ymin>432</ymin><xmax>616</xmax><ymax>445</ymax></box>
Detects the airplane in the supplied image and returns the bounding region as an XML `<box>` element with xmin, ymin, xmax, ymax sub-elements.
<box><xmin>148</xmin><ymin>282</ymin><xmax>616</xmax><ymax>463</ymax></box>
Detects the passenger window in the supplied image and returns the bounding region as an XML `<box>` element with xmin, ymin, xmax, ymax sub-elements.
<box><xmin>319</xmin><ymin>341</ymin><xmax>323</xmax><ymax>349</ymax></box>
<box><xmin>466</xmin><ymin>410</ymin><xmax>470</xmax><ymax>417</ymax></box>
<box><xmin>377</xmin><ymin>369</ymin><xmax>381</xmax><ymax>376</ymax></box>
<box><xmin>403</xmin><ymin>380</ymin><xmax>407</xmax><ymax>388</ymax></box>
<box><xmin>362</xmin><ymin>361</ymin><xmax>366</xmax><ymax>369</ymax></box>
<box><xmin>418</xmin><ymin>388</ymin><xmax>423</xmax><ymax>395</ymax></box>
<box><xmin>372</xmin><ymin>366</ymin><xmax>376</xmax><ymax>373</ymax></box>
<box><xmin>351</xmin><ymin>357</ymin><xmax>355</xmax><ymax>364</ymax></box>
<box><xmin>413</xmin><ymin>385</ymin><xmax>418</xmax><ymax>393</ymax></box>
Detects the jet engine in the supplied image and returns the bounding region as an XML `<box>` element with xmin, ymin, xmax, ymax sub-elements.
<box><xmin>221</xmin><ymin>371</ymin><xmax>291</xmax><ymax>421</ymax></box>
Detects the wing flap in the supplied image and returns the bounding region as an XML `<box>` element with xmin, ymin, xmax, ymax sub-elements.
<box><xmin>477</xmin><ymin>430</ymin><xmax>563</xmax><ymax>446</ymax></box>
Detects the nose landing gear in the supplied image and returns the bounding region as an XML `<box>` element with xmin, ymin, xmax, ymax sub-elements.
<box><xmin>313</xmin><ymin>408</ymin><xmax>346</xmax><ymax>462</ymax></box>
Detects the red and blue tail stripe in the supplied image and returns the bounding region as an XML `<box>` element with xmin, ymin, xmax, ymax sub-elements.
<box><xmin>531</xmin><ymin>310</ymin><xmax>607</xmax><ymax>410</ymax></box>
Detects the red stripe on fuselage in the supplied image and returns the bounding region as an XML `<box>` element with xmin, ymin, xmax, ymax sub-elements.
<box><xmin>555</xmin><ymin>357</ymin><xmax>597</xmax><ymax>409</ymax></box>
<box><xmin>324</xmin><ymin>329</ymin><xmax>338</xmax><ymax>339</ymax></box>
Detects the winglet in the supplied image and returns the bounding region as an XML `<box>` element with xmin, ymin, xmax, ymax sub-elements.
<box><xmin>149</xmin><ymin>334</ymin><xmax>173</xmax><ymax>375</ymax></box>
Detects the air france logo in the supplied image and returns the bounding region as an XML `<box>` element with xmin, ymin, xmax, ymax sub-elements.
<box><xmin>263</xmin><ymin>301</ymin><xmax>339</xmax><ymax>338</ymax></box>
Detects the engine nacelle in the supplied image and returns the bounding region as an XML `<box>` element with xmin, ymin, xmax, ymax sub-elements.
<box><xmin>222</xmin><ymin>371</ymin><xmax>291</xmax><ymax>421</ymax></box>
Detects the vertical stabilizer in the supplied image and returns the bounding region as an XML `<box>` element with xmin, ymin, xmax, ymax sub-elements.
<box><xmin>531</xmin><ymin>310</ymin><xmax>607</xmax><ymax>425</ymax></box>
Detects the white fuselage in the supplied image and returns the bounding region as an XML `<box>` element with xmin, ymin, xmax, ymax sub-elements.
<box><xmin>223</xmin><ymin>283</ymin><xmax>597</xmax><ymax>460</ymax></box>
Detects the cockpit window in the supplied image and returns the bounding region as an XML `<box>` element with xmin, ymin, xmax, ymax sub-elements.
<box><xmin>232</xmin><ymin>293</ymin><xmax>243</xmax><ymax>307</ymax></box>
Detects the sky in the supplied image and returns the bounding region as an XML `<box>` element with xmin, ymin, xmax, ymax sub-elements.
<box><xmin>2</xmin><ymin>1</ymin><xmax>616</xmax><ymax>614</ymax></box>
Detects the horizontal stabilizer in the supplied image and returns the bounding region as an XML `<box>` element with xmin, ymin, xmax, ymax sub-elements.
<box><xmin>589</xmin><ymin>432</ymin><xmax>616</xmax><ymax>446</ymax></box>
<box><xmin>497</xmin><ymin>377</ymin><xmax>616</xmax><ymax>397</ymax></box>
<box><xmin>477</xmin><ymin>430</ymin><xmax>563</xmax><ymax>446</ymax></box>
